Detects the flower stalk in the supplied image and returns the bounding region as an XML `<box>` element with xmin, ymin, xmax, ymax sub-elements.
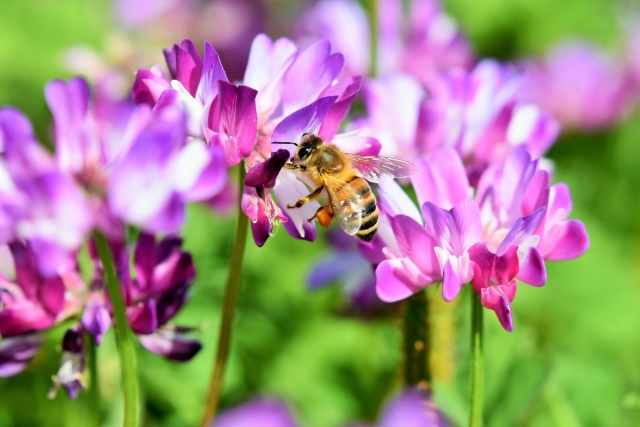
<box><xmin>200</xmin><ymin>165</ymin><xmax>249</xmax><ymax>426</ymax></box>
<box><xmin>93</xmin><ymin>231</ymin><xmax>140</xmax><ymax>427</ymax></box>
<box><xmin>367</xmin><ymin>0</ymin><xmax>379</xmax><ymax>77</ymax></box>
<box><xmin>469</xmin><ymin>291</ymin><xmax>484</xmax><ymax>427</ymax></box>
<box><xmin>402</xmin><ymin>289</ymin><xmax>430</xmax><ymax>388</ymax></box>
<box><xmin>88</xmin><ymin>334</ymin><xmax>100</xmax><ymax>427</ymax></box>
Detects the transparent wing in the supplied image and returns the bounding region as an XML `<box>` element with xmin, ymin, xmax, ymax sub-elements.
<box><xmin>322</xmin><ymin>173</ymin><xmax>363</xmax><ymax>236</ymax></box>
<box><xmin>344</xmin><ymin>153</ymin><xmax>419</xmax><ymax>183</ymax></box>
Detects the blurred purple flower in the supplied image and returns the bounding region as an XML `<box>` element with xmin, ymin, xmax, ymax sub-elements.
<box><xmin>0</xmin><ymin>108</ymin><xmax>93</xmax><ymax>274</ymax></box>
<box><xmin>521</xmin><ymin>42</ymin><xmax>632</xmax><ymax>131</ymax></box>
<box><xmin>213</xmin><ymin>397</ymin><xmax>299</xmax><ymax>427</ymax></box>
<box><xmin>118</xmin><ymin>233</ymin><xmax>201</xmax><ymax>361</ymax></box>
<box><xmin>49</xmin><ymin>325</ymin><xmax>86</xmax><ymax>399</ymax></box>
<box><xmin>376</xmin><ymin>388</ymin><xmax>449</xmax><ymax>427</ymax></box>
<box><xmin>0</xmin><ymin>335</ymin><xmax>42</xmax><ymax>377</ymax></box>
<box><xmin>0</xmin><ymin>242</ymin><xmax>84</xmax><ymax>376</ymax></box>
<box><xmin>298</xmin><ymin>0</ymin><xmax>473</xmax><ymax>84</ymax></box>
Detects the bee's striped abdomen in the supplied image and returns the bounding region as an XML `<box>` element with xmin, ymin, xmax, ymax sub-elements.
<box><xmin>351</xmin><ymin>177</ymin><xmax>378</xmax><ymax>242</ymax></box>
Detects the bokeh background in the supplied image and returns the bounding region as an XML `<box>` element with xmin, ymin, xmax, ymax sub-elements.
<box><xmin>1</xmin><ymin>0</ymin><xmax>639</xmax><ymax>426</ymax></box>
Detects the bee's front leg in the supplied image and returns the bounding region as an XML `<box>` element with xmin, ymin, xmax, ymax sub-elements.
<box><xmin>287</xmin><ymin>185</ymin><xmax>324</xmax><ymax>209</ymax></box>
<box><xmin>284</xmin><ymin>163</ymin><xmax>307</xmax><ymax>172</ymax></box>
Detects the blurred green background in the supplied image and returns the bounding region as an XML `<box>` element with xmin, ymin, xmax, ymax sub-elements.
<box><xmin>0</xmin><ymin>0</ymin><xmax>639</xmax><ymax>426</ymax></box>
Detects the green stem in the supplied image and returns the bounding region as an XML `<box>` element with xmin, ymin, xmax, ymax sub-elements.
<box><xmin>200</xmin><ymin>165</ymin><xmax>249</xmax><ymax>426</ymax></box>
<box><xmin>93</xmin><ymin>231</ymin><xmax>140</xmax><ymax>427</ymax></box>
<box><xmin>402</xmin><ymin>289</ymin><xmax>430</xmax><ymax>388</ymax></box>
<box><xmin>88</xmin><ymin>333</ymin><xmax>100</xmax><ymax>427</ymax></box>
<box><xmin>469</xmin><ymin>292</ymin><xmax>484</xmax><ymax>427</ymax></box>
<box><xmin>367</xmin><ymin>0</ymin><xmax>379</xmax><ymax>77</ymax></box>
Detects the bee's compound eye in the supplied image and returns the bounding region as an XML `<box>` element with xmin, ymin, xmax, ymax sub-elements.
<box><xmin>298</xmin><ymin>143</ymin><xmax>313</xmax><ymax>160</ymax></box>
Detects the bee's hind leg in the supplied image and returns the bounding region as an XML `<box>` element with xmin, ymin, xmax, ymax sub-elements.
<box><xmin>287</xmin><ymin>185</ymin><xmax>324</xmax><ymax>209</ymax></box>
<box><xmin>308</xmin><ymin>205</ymin><xmax>334</xmax><ymax>227</ymax></box>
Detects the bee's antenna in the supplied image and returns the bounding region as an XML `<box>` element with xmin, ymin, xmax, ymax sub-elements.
<box><xmin>272</xmin><ymin>141</ymin><xmax>298</xmax><ymax>146</ymax></box>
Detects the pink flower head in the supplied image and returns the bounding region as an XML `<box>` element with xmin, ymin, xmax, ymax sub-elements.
<box><xmin>521</xmin><ymin>42</ymin><xmax>632</xmax><ymax>131</ymax></box>
<box><xmin>214</xmin><ymin>397</ymin><xmax>299</xmax><ymax>427</ymax></box>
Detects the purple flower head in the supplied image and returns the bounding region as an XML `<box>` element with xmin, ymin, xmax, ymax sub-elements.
<box><xmin>49</xmin><ymin>325</ymin><xmax>86</xmax><ymax>400</ymax></box>
<box><xmin>214</xmin><ymin>397</ymin><xmax>299</xmax><ymax>427</ymax></box>
<box><xmin>521</xmin><ymin>42</ymin><xmax>632</xmax><ymax>131</ymax></box>
<box><xmin>0</xmin><ymin>108</ymin><xmax>93</xmax><ymax>273</ymax></box>
<box><xmin>108</xmin><ymin>103</ymin><xmax>227</xmax><ymax>233</ymax></box>
<box><xmin>132</xmin><ymin>66</ymin><xmax>172</xmax><ymax>107</ymax></box>
<box><xmin>416</xmin><ymin>60</ymin><xmax>559</xmax><ymax>174</ymax></box>
<box><xmin>81</xmin><ymin>289</ymin><xmax>111</xmax><ymax>345</ymax></box>
<box><xmin>117</xmin><ymin>233</ymin><xmax>201</xmax><ymax>361</ymax></box>
<box><xmin>298</xmin><ymin>0</ymin><xmax>473</xmax><ymax>84</ymax></box>
<box><xmin>0</xmin><ymin>334</ymin><xmax>42</xmax><ymax>377</ymax></box>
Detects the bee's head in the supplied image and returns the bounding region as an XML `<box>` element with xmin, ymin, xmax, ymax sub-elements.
<box><xmin>296</xmin><ymin>133</ymin><xmax>323</xmax><ymax>161</ymax></box>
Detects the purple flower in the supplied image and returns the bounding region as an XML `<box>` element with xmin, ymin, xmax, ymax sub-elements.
<box><xmin>214</xmin><ymin>397</ymin><xmax>299</xmax><ymax>427</ymax></box>
<box><xmin>0</xmin><ymin>335</ymin><xmax>42</xmax><ymax>377</ymax></box>
<box><xmin>521</xmin><ymin>42</ymin><xmax>633</xmax><ymax>130</ymax></box>
<box><xmin>118</xmin><ymin>233</ymin><xmax>201</xmax><ymax>361</ymax></box>
<box><xmin>108</xmin><ymin>103</ymin><xmax>227</xmax><ymax>233</ymax></box>
<box><xmin>298</xmin><ymin>0</ymin><xmax>473</xmax><ymax>84</ymax></box>
<box><xmin>0</xmin><ymin>242</ymin><xmax>84</xmax><ymax>376</ymax></box>
<box><xmin>375</xmin><ymin>388</ymin><xmax>450</xmax><ymax>427</ymax></box>
<box><xmin>132</xmin><ymin>66</ymin><xmax>172</xmax><ymax>107</ymax></box>
<box><xmin>0</xmin><ymin>108</ymin><xmax>93</xmax><ymax>274</ymax></box>
<box><xmin>49</xmin><ymin>325</ymin><xmax>86</xmax><ymax>399</ymax></box>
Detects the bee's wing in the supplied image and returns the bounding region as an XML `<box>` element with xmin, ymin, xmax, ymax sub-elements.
<box><xmin>343</xmin><ymin>153</ymin><xmax>418</xmax><ymax>183</ymax></box>
<box><xmin>322</xmin><ymin>173</ymin><xmax>363</xmax><ymax>236</ymax></box>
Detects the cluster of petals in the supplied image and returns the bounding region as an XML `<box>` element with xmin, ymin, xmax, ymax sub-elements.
<box><xmin>298</xmin><ymin>0</ymin><xmax>473</xmax><ymax>86</ymax></box>
<box><xmin>213</xmin><ymin>388</ymin><xmax>449</xmax><ymax>427</ymax></box>
<box><xmin>366</xmin><ymin>146</ymin><xmax>589</xmax><ymax>331</ymax></box>
<box><xmin>520</xmin><ymin>42</ymin><xmax>634</xmax><ymax>131</ymax></box>
<box><xmin>133</xmin><ymin>34</ymin><xmax>380</xmax><ymax>247</ymax></box>
<box><xmin>360</xmin><ymin>61</ymin><xmax>560</xmax><ymax>180</ymax></box>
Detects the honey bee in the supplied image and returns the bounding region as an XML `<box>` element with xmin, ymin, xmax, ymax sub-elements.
<box><xmin>274</xmin><ymin>133</ymin><xmax>418</xmax><ymax>242</ymax></box>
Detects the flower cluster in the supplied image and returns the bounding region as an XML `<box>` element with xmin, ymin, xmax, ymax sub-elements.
<box><xmin>133</xmin><ymin>35</ymin><xmax>376</xmax><ymax>247</ymax></box>
<box><xmin>299</xmin><ymin>0</ymin><xmax>590</xmax><ymax>329</ymax></box>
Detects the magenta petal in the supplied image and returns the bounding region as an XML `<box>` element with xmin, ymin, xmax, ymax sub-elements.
<box><xmin>411</xmin><ymin>147</ymin><xmax>469</xmax><ymax>210</ymax></box>
<box><xmin>318</xmin><ymin>76</ymin><xmax>362</xmax><ymax>141</ymax></box>
<box><xmin>245</xmin><ymin>150</ymin><xmax>289</xmax><ymax>189</ymax></box>
<box><xmin>134</xmin><ymin>233</ymin><xmax>156</xmax><ymax>288</ymax></box>
<box><xmin>421</xmin><ymin>202</ymin><xmax>449</xmax><ymax>246</ymax></box>
<box><xmin>378</xmin><ymin>179</ymin><xmax>422</xmax><ymax>223</ymax></box>
<box><xmin>544</xmin><ymin>219</ymin><xmax>589</xmax><ymax>260</ymax></box>
<box><xmin>139</xmin><ymin>329</ymin><xmax>202</xmax><ymax>362</ymax></box>
<box><xmin>128</xmin><ymin>300</ymin><xmax>158</xmax><ymax>335</ymax></box>
<box><xmin>167</xmin><ymin>39</ymin><xmax>203</xmax><ymax>97</ymax></box>
<box><xmin>522</xmin><ymin>170</ymin><xmax>550</xmax><ymax>216</ymax></box>
<box><xmin>39</xmin><ymin>277</ymin><xmax>65</xmax><ymax>317</ymax></box>
<box><xmin>271</xmin><ymin>96</ymin><xmax>337</xmax><ymax>156</ymax></box>
<box><xmin>496</xmin><ymin>207</ymin><xmax>546</xmax><ymax>256</ymax></box>
<box><xmin>281</xmin><ymin>207</ymin><xmax>316</xmax><ymax>243</ymax></box>
<box><xmin>131</xmin><ymin>67</ymin><xmax>171</xmax><ymax>107</ymax></box>
<box><xmin>480</xmin><ymin>285</ymin><xmax>516</xmax><ymax>332</ymax></box>
<box><xmin>517</xmin><ymin>246</ymin><xmax>546</xmax><ymax>287</ymax></box>
<box><xmin>375</xmin><ymin>258</ymin><xmax>424</xmax><ymax>302</ymax></box>
<box><xmin>195</xmin><ymin>41</ymin><xmax>228</xmax><ymax>105</ymax></box>
<box><xmin>234</xmin><ymin>85</ymin><xmax>259</xmax><ymax>158</ymax></box>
